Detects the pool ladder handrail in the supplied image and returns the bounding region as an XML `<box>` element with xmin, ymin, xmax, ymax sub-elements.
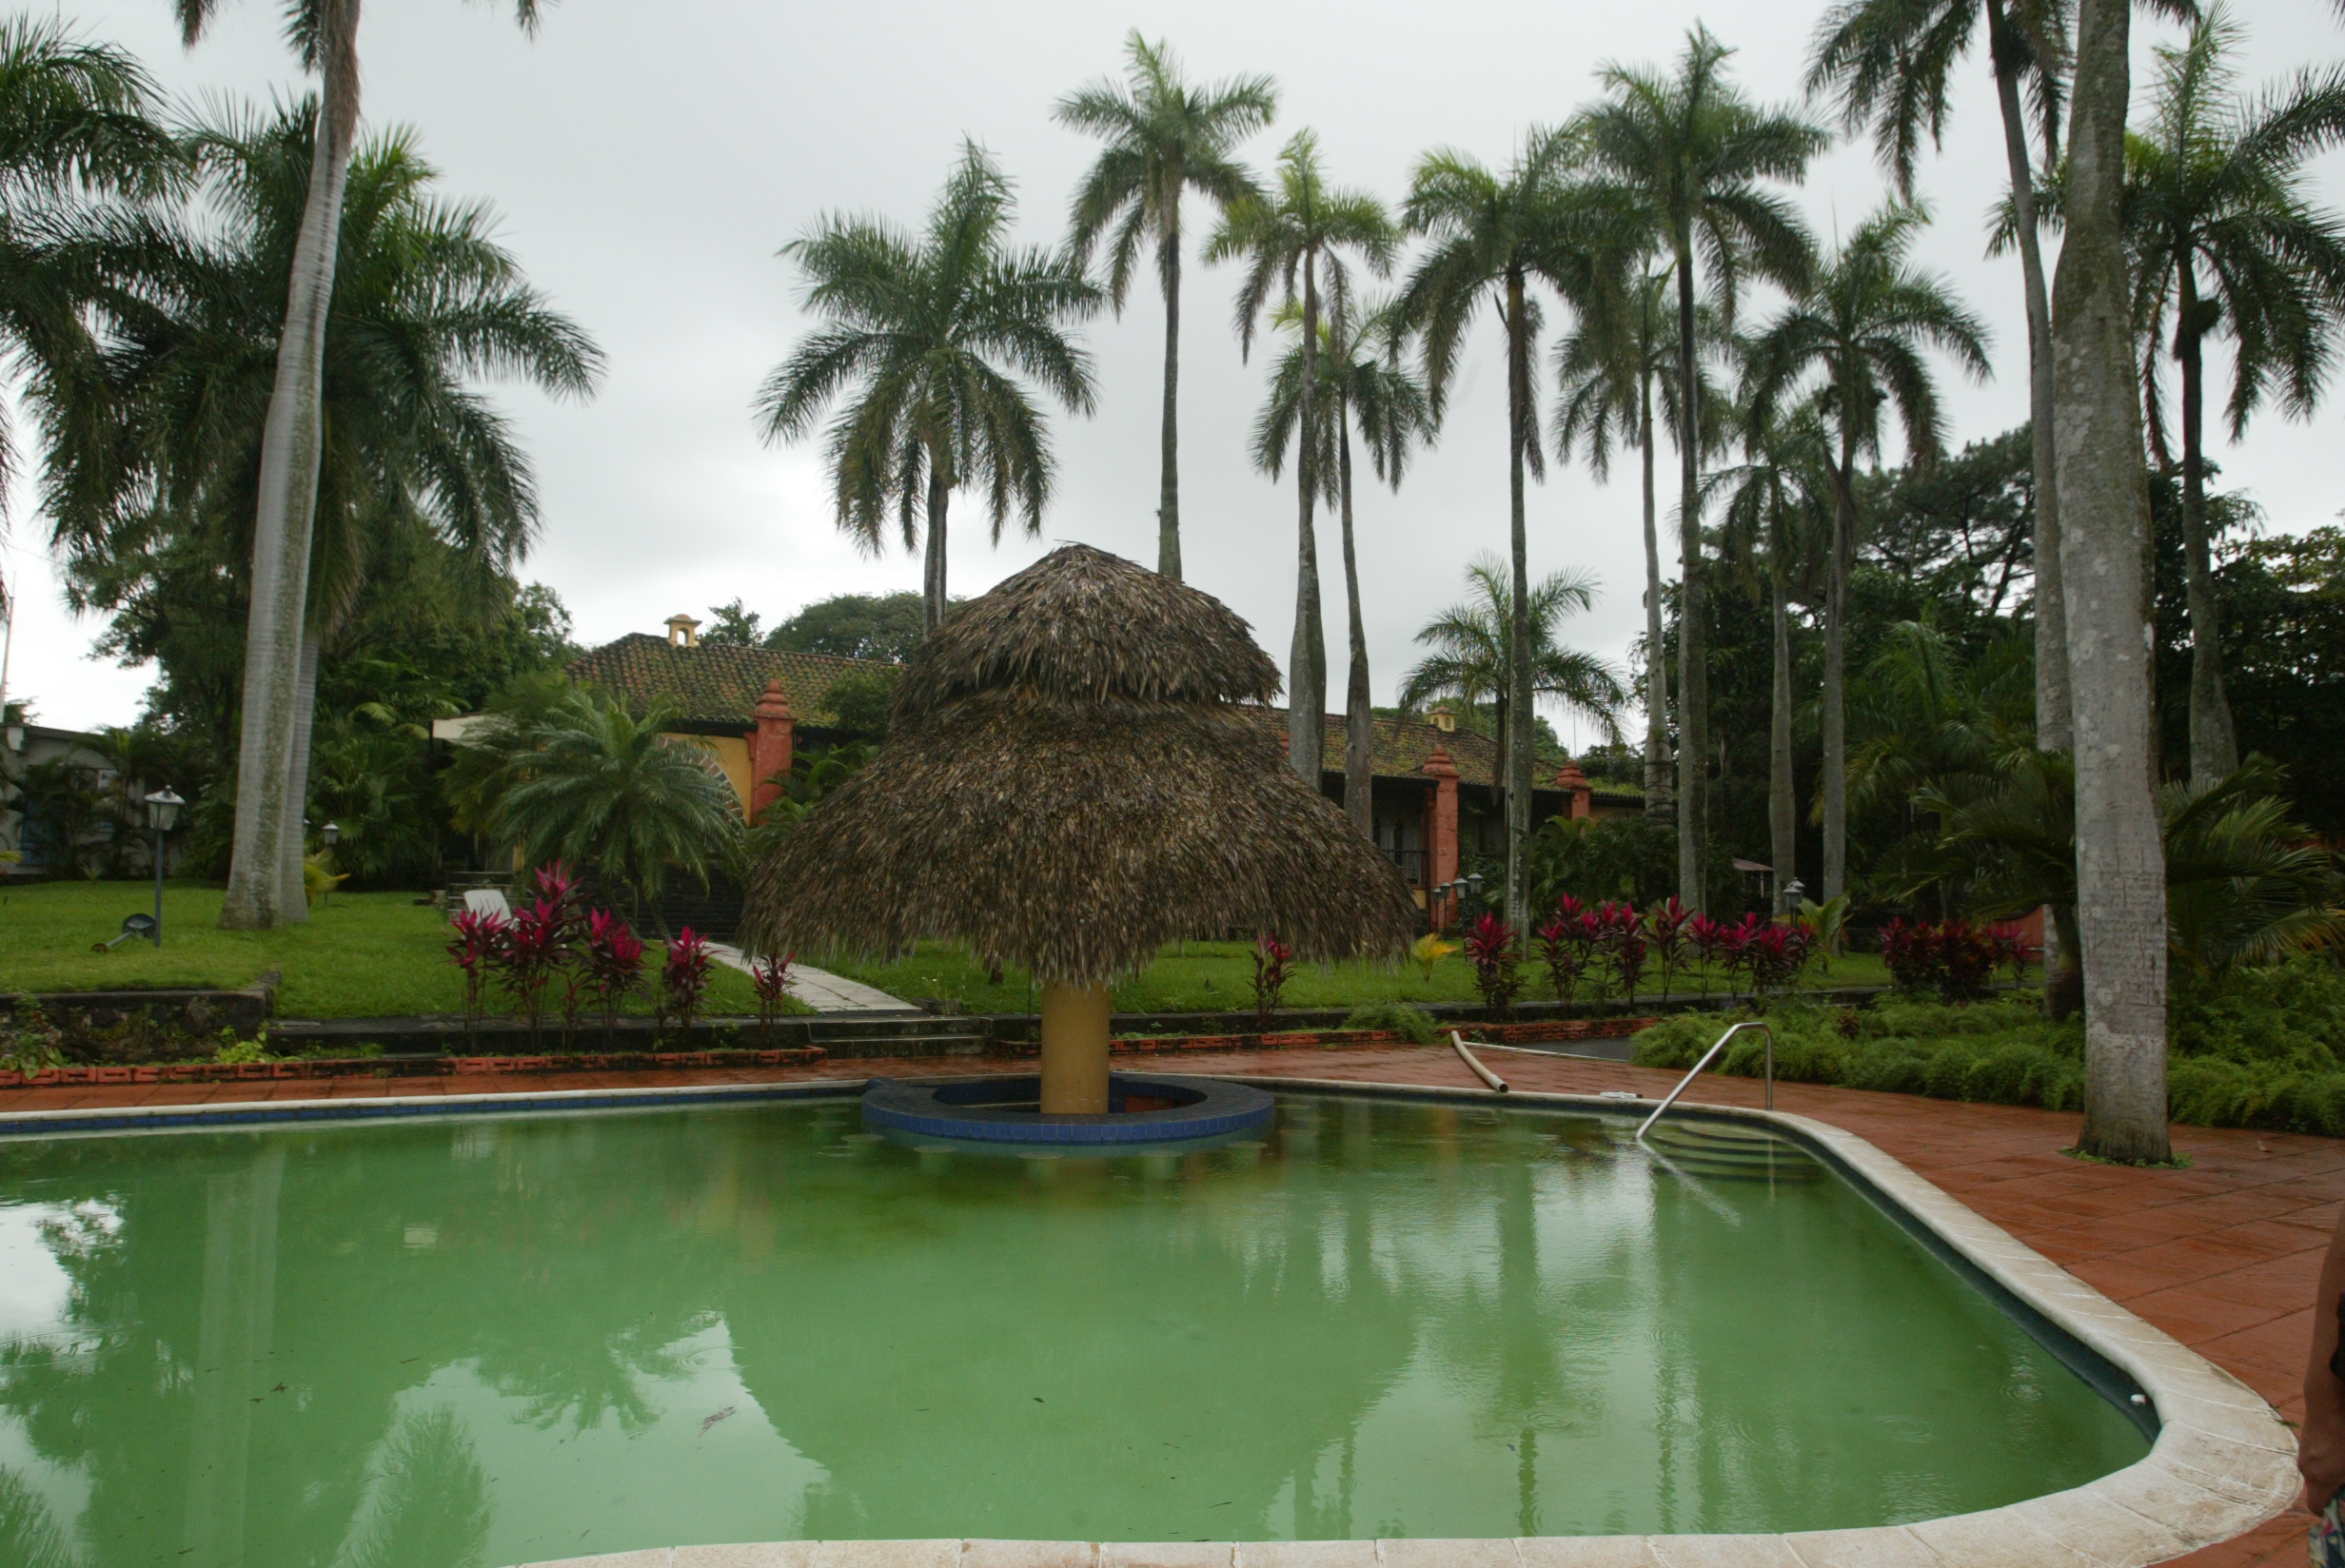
<box><xmin>1634</xmin><ymin>1020</ymin><xmax>1773</xmax><ymax>1141</ymax></box>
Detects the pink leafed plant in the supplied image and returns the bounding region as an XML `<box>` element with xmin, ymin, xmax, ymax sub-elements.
<box><xmin>661</xmin><ymin>928</ymin><xmax>714</xmax><ymax>1045</ymax></box>
<box><xmin>496</xmin><ymin>899</ymin><xmax>568</xmax><ymax>1049</ymax></box>
<box><xmin>750</xmin><ymin>951</ymin><xmax>795</xmax><ymax>1044</ymax></box>
<box><xmin>1535</xmin><ymin>895</ymin><xmax>1592</xmax><ymax>1002</ymax></box>
<box><xmin>445</xmin><ymin>909</ymin><xmax>509</xmax><ymax>1049</ymax></box>
<box><xmin>581</xmin><ymin>910</ymin><xmax>647</xmax><ymax>1049</ymax></box>
<box><xmin>1644</xmin><ymin>897</ymin><xmax>1690</xmax><ymax>1003</ymax></box>
<box><xmin>1462</xmin><ymin>912</ymin><xmax>1522</xmax><ymax>1014</ymax></box>
<box><xmin>1251</xmin><ymin>932</ymin><xmax>1295</xmax><ymax>1029</ymax></box>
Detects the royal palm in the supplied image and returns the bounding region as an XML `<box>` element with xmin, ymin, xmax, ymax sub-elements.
<box><xmin>1746</xmin><ymin>203</ymin><xmax>1989</xmax><ymax>910</ymax></box>
<box><xmin>1398</xmin><ymin>557</ymin><xmax>1626</xmax><ymax>778</ymax></box>
<box><xmin>1056</xmin><ymin>32</ymin><xmax>1275</xmax><ymax>580</ymax></box>
<box><xmin>758</xmin><ymin>142</ymin><xmax>1099</xmax><ymax>637</ymax></box>
<box><xmin>113</xmin><ymin>105</ymin><xmax>601</xmax><ymax>914</ymax></box>
<box><xmin>1807</xmin><ymin>0</ymin><xmax>2073</xmax><ymax>755</ymax></box>
<box><xmin>1209</xmin><ymin>130</ymin><xmax>1393</xmax><ymax>787</ymax></box>
<box><xmin>1252</xmin><ymin>298</ymin><xmax>1433</xmax><ymax>833</ymax></box>
<box><xmin>173</xmin><ymin>0</ymin><xmax>557</xmax><ymax>931</ymax></box>
<box><xmin>2126</xmin><ymin>7</ymin><xmax>2345</xmax><ymax>787</ymax></box>
<box><xmin>1395</xmin><ymin>127</ymin><xmax>1631</xmax><ymax>930</ymax></box>
<box><xmin>1579</xmin><ymin>28</ymin><xmax>1823</xmax><ymax>911</ymax></box>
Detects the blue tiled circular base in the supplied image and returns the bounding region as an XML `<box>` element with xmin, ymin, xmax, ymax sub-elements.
<box><xmin>861</xmin><ymin>1073</ymin><xmax>1273</xmax><ymax>1147</ymax></box>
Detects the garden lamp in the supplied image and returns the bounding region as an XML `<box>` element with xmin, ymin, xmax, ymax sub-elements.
<box><xmin>1466</xmin><ymin>872</ymin><xmax>1485</xmax><ymax>919</ymax></box>
<box><xmin>1783</xmin><ymin>877</ymin><xmax>1806</xmax><ymax>917</ymax></box>
<box><xmin>320</xmin><ymin>821</ymin><xmax>341</xmax><ymax>905</ymax></box>
<box><xmin>144</xmin><ymin>788</ymin><xmax>184</xmax><ymax>948</ymax></box>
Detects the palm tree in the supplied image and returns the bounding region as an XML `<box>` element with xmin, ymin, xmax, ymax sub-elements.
<box><xmin>1580</xmin><ymin>27</ymin><xmax>1825</xmax><ymax>911</ymax></box>
<box><xmin>1553</xmin><ymin>265</ymin><xmax>1732</xmax><ymax>828</ymax></box>
<box><xmin>1398</xmin><ymin>556</ymin><xmax>1626</xmax><ymax>804</ymax></box>
<box><xmin>2126</xmin><ymin>8</ymin><xmax>2345</xmax><ymax>788</ymax></box>
<box><xmin>758</xmin><ymin>144</ymin><xmax>1097</xmax><ymax>638</ymax></box>
<box><xmin>1706</xmin><ymin>401</ymin><xmax>1834</xmax><ymax>901</ymax></box>
<box><xmin>0</xmin><ymin>17</ymin><xmax>180</xmax><ymax>622</ymax></box>
<box><xmin>1395</xmin><ymin>127</ymin><xmax>1636</xmax><ymax>930</ymax></box>
<box><xmin>1807</xmin><ymin>0</ymin><xmax>2076</xmax><ymax>758</ymax></box>
<box><xmin>1252</xmin><ymin>298</ymin><xmax>1434</xmax><ymax>833</ymax></box>
<box><xmin>103</xmin><ymin>103</ymin><xmax>601</xmax><ymax>919</ymax></box>
<box><xmin>2056</xmin><ymin>0</ymin><xmax>2171</xmax><ymax>1162</ymax></box>
<box><xmin>1055</xmin><ymin>31</ymin><xmax>1275</xmax><ymax>580</ymax></box>
<box><xmin>1746</xmin><ymin>204</ymin><xmax>1990</xmax><ymax>909</ymax></box>
<box><xmin>485</xmin><ymin>689</ymin><xmax>740</xmax><ymax>925</ymax></box>
<box><xmin>173</xmin><ymin>0</ymin><xmax>556</xmax><ymax>931</ymax></box>
<box><xmin>1208</xmin><ymin>130</ymin><xmax>1394</xmax><ymax>786</ymax></box>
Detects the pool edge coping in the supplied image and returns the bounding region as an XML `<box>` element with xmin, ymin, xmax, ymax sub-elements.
<box><xmin>1</xmin><ymin>1071</ymin><xmax>2300</xmax><ymax>1566</ymax></box>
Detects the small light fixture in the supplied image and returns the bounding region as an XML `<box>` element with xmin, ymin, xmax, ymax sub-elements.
<box><xmin>145</xmin><ymin>787</ymin><xmax>185</xmax><ymax>834</ymax></box>
<box><xmin>323</xmin><ymin>821</ymin><xmax>341</xmax><ymax>848</ymax></box>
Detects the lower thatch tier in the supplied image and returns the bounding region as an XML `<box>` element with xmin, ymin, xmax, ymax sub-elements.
<box><xmin>738</xmin><ymin>692</ymin><xmax>1421</xmax><ymax>985</ymax></box>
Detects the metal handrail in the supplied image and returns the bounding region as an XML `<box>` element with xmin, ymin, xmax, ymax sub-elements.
<box><xmin>1634</xmin><ymin>1020</ymin><xmax>1773</xmax><ymax>1141</ymax></box>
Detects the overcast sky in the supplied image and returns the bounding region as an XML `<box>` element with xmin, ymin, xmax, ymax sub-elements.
<box><xmin>6</xmin><ymin>0</ymin><xmax>2343</xmax><ymax>740</ymax></box>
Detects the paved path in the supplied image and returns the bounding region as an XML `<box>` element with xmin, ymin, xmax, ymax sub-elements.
<box><xmin>705</xmin><ymin>943</ymin><xmax>915</xmax><ymax>1012</ymax></box>
<box><xmin>1</xmin><ymin>1042</ymin><xmax>2331</xmax><ymax>1565</ymax></box>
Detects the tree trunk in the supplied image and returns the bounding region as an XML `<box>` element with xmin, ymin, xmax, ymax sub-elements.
<box><xmin>219</xmin><ymin>5</ymin><xmax>359</xmax><ymax>931</ymax></box>
<box><xmin>1672</xmin><ymin>243</ymin><xmax>1707</xmax><ymax>911</ymax></box>
<box><xmin>1989</xmin><ymin>0</ymin><xmax>2071</xmax><ymax>758</ymax></box>
<box><xmin>1158</xmin><ymin>234</ymin><xmax>1183</xmax><ymax>580</ymax></box>
<box><xmin>921</xmin><ymin>461</ymin><xmax>950</xmax><ymax>637</ymax></box>
<box><xmin>1823</xmin><ymin>436</ymin><xmax>1855</xmax><ymax>904</ymax></box>
<box><xmin>1338</xmin><ymin>393</ymin><xmax>1373</xmax><ymax>839</ymax></box>
<box><xmin>276</xmin><ymin>627</ymin><xmax>324</xmax><ymax>918</ymax></box>
<box><xmin>1289</xmin><ymin>252</ymin><xmax>1327</xmax><ymax>787</ymax></box>
<box><xmin>1504</xmin><ymin>265</ymin><xmax>1534</xmax><ymax>938</ymax></box>
<box><xmin>1769</xmin><ymin>542</ymin><xmax>1796</xmax><ymax>907</ymax></box>
<box><xmin>2177</xmin><ymin>267</ymin><xmax>2237</xmax><ymax>789</ymax></box>
<box><xmin>2056</xmin><ymin>0</ymin><xmax>2171</xmax><ymax>1165</ymax></box>
<box><xmin>1640</xmin><ymin>363</ymin><xmax>1673</xmax><ymax>828</ymax></box>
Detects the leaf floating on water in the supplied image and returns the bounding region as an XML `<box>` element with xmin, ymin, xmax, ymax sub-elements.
<box><xmin>700</xmin><ymin>1405</ymin><xmax>737</xmax><ymax>1435</ymax></box>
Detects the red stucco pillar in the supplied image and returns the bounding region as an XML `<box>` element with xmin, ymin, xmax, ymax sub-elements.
<box><xmin>1423</xmin><ymin>747</ymin><xmax>1460</xmax><ymax>930</ymax></box>
<box><xmin>748</xmin><ymin>679</ymin><xmax>794</xmax><ymax>823</ymax></box>
<box><xmin>1556</xmin><ymin>760</ymin><xmax>1592</xmax><ymax>820</ymax></box>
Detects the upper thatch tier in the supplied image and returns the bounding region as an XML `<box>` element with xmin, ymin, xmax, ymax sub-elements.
<box><xmin>891</xmin><ymin>543</ymin><xmax>1281</xmax><ymax>722</ymax></box>
<box><xmin>739</xmin><ymin>545</ymin><xmax>1417</xmax><ymax>984</ymax></box>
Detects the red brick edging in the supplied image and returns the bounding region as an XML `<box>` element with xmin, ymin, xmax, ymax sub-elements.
<box><xmin>1042</xmin><ymin>1014</ymin><xmax>1662</xmax><ymax>1057</ymax></box>
<box><xmin>1</xmin><ymin>1046</ymin><xmax>828</xmax><ymax>1088</ymax></box>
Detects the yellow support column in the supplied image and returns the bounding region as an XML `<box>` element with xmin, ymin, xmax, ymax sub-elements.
<box><xmin>1038</xmin><ymin>982</ymin><xmax>1112</xmax><ymax>1114</ymax></box>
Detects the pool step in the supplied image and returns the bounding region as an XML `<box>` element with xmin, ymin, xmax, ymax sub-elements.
<box><xmin>1628</xmin><ymin>1122</ymin><xmax>1822</xmax><ymax>1183</ymax></box>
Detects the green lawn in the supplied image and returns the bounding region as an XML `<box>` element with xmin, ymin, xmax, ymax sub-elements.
<box><xmin>0</xmin><ymin>879</ymin><xmax>771</xmax><ymax>1019</ymax></box>
<box><xmin>829</xmin><ymin>938</ymin><xmax>1911</xmax><ymax>1016</ymax></box>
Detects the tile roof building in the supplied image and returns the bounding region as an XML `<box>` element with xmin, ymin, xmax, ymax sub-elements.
<box><xmin>566</xmin><ymin>617</ymin><xmax>1641</xmax><ymax>922</ymax></box>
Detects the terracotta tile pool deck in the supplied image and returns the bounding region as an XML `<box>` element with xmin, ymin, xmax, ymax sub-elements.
<box><xmin>6</xmin><ymin>1043</ymin><xmax>2332</xmax><ymax>1567</ymax></box>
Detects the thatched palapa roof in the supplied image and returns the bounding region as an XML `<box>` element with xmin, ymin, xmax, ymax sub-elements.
<box><xmin>739</xmin><ymin>544</ymin><xmax>1418</xmax><ymax>984</ymax></box>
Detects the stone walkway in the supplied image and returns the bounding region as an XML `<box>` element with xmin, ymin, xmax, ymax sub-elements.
<box><xmin>705</xmin><ymin>943</ymin><xmax>915</xmax><ymax>1012</ymax></box>
<box><xmin>1</xmin><ymin>1042</ymin><xmax>2331</xmax><ymax>1565</ymax></box>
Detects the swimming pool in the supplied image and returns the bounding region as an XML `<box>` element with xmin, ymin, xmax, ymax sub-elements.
<box><xmin>0</xmin><ymin>1091</ymin><xmax>2202</xmax><ymax>1566</ymax></box>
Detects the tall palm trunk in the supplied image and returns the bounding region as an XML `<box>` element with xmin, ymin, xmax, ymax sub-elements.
<box><xmin>1672</xmin><ymin>243</ymin><xmax>1707</xmax><ymax>911</ymax></box>
<box><xmin>921</xmin><ymin>461</ymin><xmax>950</xmax><ymax>637</ymax></box>
<box><xmin>2176</xmin><ymin>266</ymin><xmax>2237</xmax><ymax>788</ymax></box>
<box><xmin>2056</xmin><ymin>0</ymin><xmax>2171</xmax><ymax>1166</ymax></box>
<box><xmin>277</xmin><ymin>627</ymin><xmax>324</xmax><ymax>912</ymax></box>
<box><xmin>1288</xmin><ymin>253</ymin><xmax>1327</xmax><ymax>787</ymax></box>
<box><xmin>1823</xmin><ymin>433</ymin><xmax>1855</xmax><ymax>903</ymax></box>
<box><xmin>1337</xmin><ymin>395</ymin><xmax>1373</xmax><ymax>838</ymax></box>
<box><xmin>1157</xmin><ymin>233</ymin><xmax>1183</xmax><ymax>579</ymax></box>
<box><xmin>219</xmin><ymin>4</ymin><xmax>359</xmax><ymax>931</ymax></box>
<box><xmin>1987</xmin><ymin>0</ymin><xmax>2070</xmax><ymax>757</ymax></box>
<box><xmin>1640</xmin><ymin>363</ymin><xmax>1673</xmax><ymax>827</ymax></box>
<box><xmin>1768</xmin><ymin>539</ymin><xmax>1796</xmax><ymax>905</ymax></box>
<box><xmin>1504</xmin><ymin>265</ymin><xmax>1534</xmax><ymax>937</ymax></box>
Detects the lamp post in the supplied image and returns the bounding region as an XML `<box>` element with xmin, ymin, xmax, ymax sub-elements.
<box><xmin>321</xmin><ymin>821</ymin><xmax>340</xmax><ymax>906</ymax></box>
<box><xmin>1464</xmin><ymin>872</ymin><xmax>1487</xmax><ymax>926</ymax></box>
<box><xmin>144</xmin><ymin>788</ymin><xmax>184</xmax><ymax>948</ymax></box>
<box><xmin>1782</xmin><ymin>877</ymin><xmax>1807</xmax><ymax>919</ymax></box>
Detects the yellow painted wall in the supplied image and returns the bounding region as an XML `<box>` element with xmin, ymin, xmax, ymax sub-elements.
<box><xmin>668</xmin><ymin>732</ymin><xmax>753</xmax><ymax>811</ymax></box>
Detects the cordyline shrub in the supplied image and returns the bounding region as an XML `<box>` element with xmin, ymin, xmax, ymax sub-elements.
<box><xmin>1463</xmin><ymin>912</ymin><xmax>1523</xmax><ymax>1012</ymax></box>
<box><xmin>1251</xmin><ymin>932</ymin><xmax>1295</xmax><ymax>1029</ymax></box>
<box><xmin>661</xmin><ymin>928</ymin><xmax>714</xmax><ymax>1042</ymax></box>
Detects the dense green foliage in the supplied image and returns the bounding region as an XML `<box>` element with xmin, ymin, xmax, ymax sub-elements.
<box><xmin>1631</xmin><ymin>958</ymin><xmax>2345</xmax><ymax>1135</ymax></box>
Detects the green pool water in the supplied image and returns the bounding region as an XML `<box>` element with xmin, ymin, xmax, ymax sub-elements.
<box><xmin>0</xmin><ymin>1094</ymin><xmax>2147</xmax><ymax>1566</ymax></box>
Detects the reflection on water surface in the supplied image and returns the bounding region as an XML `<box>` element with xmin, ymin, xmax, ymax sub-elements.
<box><xmin>0</xmin><ymin>1096</ymin><xmax>2146</xmax><ymax>1565</ymax></box>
